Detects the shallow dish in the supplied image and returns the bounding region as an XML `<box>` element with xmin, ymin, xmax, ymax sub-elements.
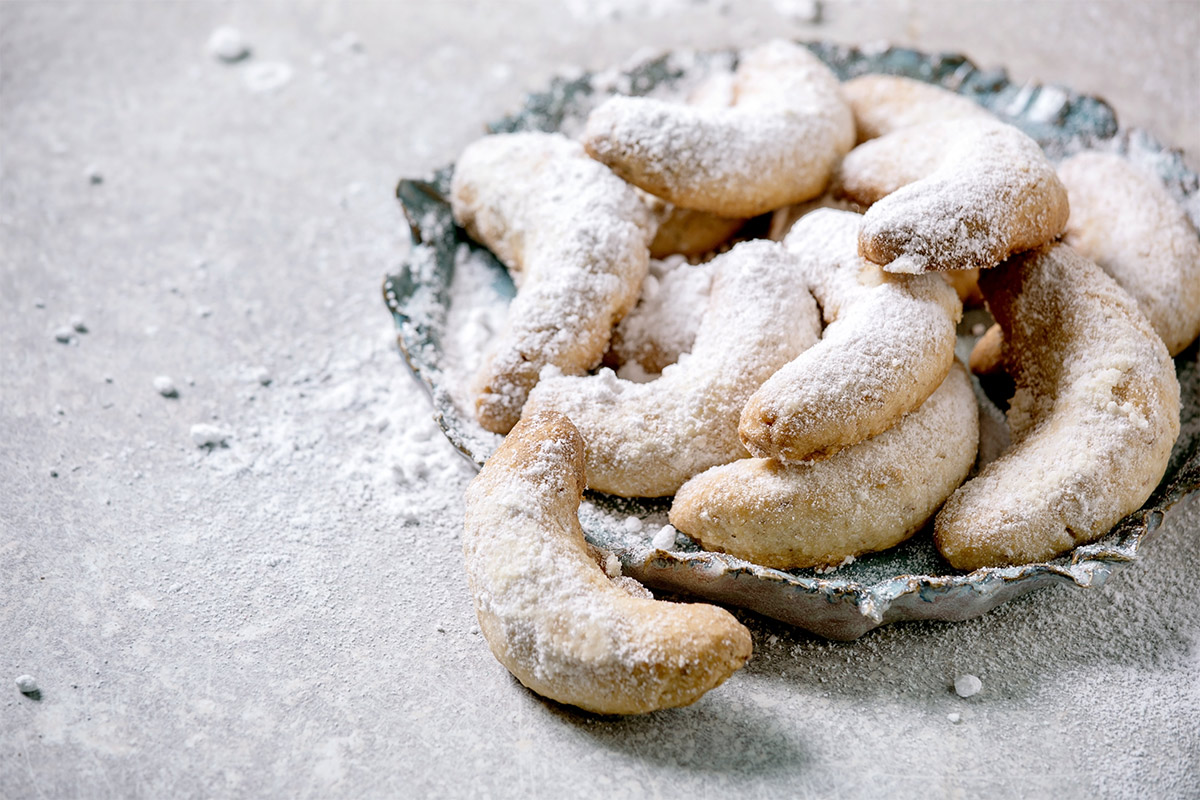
<box><xmin>384</xmin><ymin>42</ymin><xmax>1200</xmax><ymax>640</ymax></box>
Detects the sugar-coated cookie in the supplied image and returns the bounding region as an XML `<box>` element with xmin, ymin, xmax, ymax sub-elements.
<box><xmin>1059</xmin><ymin>150</ymin><xmax>1200</xmax><ymax>356</ymax></box>
<box><xmin>838</xmin><ymin>119</ymin><xmax>1069</xmax><ymax>274</ymax></box>
<box><xmin>935</xmin><ymin>243</ymin><xmax>1180</xmax><ymax>570</ymax></box>
<box><xmin>841</xmin><ymin>74</ymin><xmax>995</xmax><ymax>144</ymax></box>
<box><xmin>739</xmin><ymin>208</ymin><xmax>961</xmax><ymax>462</ymax></box>
<box><xmin>450</xmin><ymin>132</ymin><xmax>656</xmax><ymax>433</ymax></box>
<box><xmin>583</xmin><ymin>40</ymin><xmax>854</xmax><ymax>218</ymax></box>
<box><xmin>463</xmin><ymin>410</ymin><xmax>752</xmax><ymax>714</ymax></box>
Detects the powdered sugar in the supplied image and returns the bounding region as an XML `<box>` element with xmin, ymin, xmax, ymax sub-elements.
<box><xmin>607</xmin><ymin>255</ymin><xmax>715</xmax><ymax>375</ymax></box>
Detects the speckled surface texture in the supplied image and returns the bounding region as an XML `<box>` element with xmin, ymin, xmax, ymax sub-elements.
<box><xmin>2</xmin><ymin>2</ymin><xmax>1198</xmax><ymax>798</ymax></box>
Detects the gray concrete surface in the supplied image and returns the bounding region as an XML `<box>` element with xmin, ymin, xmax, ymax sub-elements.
<box><xmin>2</xmin><ymin>2</ymin><xmax>1198</xmax><ymax>798</ymax></box>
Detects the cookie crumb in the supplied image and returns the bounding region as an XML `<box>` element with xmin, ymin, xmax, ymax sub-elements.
<box><xmin>773</xmin><ymin>0</ymin><xmax>822</xmax><ymax>24</ymax></box>
<box><xmin>153</xmin><ymin>376</ymin><xmax>179</xmax><ymax>398</ymax></box>
<box><xmin>207</xmin><ymin>26</ymin><xmax>251</xmax><ymax>63</ymax></box>
<box><xmin>954</xmin><ymin>673</ymin><xmax>982</xmax><ymax>698</ymax></box>
<box><xmin>651</xmin><ymin>524</ymin><xmax>676</xmax><ymax>551</ymax></box>
<box><xmin>190</xmin><ymin>423</ymin><xmax>231</xmax><ymax>448</ymax></box>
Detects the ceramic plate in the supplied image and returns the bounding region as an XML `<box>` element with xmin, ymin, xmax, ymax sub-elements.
<box><xmin>384</xmin><ymin>42</ymin><xmax>1200</xmax><ymax>640</ymax></box>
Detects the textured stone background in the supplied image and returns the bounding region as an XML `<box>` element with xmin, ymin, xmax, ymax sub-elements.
<box><xmin>2</xmin><ymin>2</ymin><xmax>1197</xmax><ymax>798</ymax></box>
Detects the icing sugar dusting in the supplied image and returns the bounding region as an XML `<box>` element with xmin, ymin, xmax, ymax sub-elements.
<box><xmin>607</xmin><ymin>255</ymin><xmax>715</xmax><ymax>375</ymax></box>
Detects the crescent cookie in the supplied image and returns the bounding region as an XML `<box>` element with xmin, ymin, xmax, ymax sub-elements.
<box><xmin>739</xmin><ymin>208</ymin><xmax>961</xmax><ymax>463</ymax></box>
<box><xmin>582</xmin><ymin>39</ymin><xmax>855</xmax><ymax>218</ymax></box>
<box><xmin>671</xmin><ymin>361</ymin><xmax>978</xmax><ymax>570</ymax></box>
<box><xmin>839</xmin><ymin>74</ymin><xmax>995</xmax><ymax>304</ymax></box>
<box><xmin>837</xmin><ymin>118</ymin><xmax>1070</xmax><ymax>274</ymax></box>
<box><xmin>841</xmin><ymin>74</ymin><xmax>995</xmax><ymax>144</ymax></box>
<box><xmin>463</xmin><ymin>410</ymin><xmax>753</xmax><ymax>715</ymax></box>
<box><xmin>1058</xmin><ymin>150</ymin><xmax>1200</xmax><ymax>356</ymax></box>
<box><xmin>450</xmin><ymin>132</ymin><xmax>656</xmax><ymax>434</ymax></box>
<box><xmin>935</xmin><ymin>243</ymin><xmax>1180</xmax><ymax>570</ymax></box>
<box><xmin>524</xmin><ymin>239</ymin><xmax>822</xmax><ymax>498</ymax></box>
